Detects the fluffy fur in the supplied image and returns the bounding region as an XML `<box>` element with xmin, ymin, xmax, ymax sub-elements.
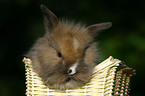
<box><xmin>26</xmin><ymin>4</ymin><xmax>112</xmax><ymax>90</ymax></box>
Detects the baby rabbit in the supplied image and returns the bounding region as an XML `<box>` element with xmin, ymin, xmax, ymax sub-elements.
<box><xmin>26</xmin><ymin>4</ymin><xmax>112</xmax><ymax>90</ymax></box>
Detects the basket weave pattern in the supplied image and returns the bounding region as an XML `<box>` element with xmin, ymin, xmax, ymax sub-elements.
<box><xmin>23</xmin><ymin>56</ymin><xmax>134</xmax><ymax>96</ymax></box>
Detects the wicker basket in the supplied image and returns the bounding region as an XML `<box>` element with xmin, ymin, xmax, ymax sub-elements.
<box><xmin>23</xmin><ymin>56</ymin><xmax>135</xmax><ymax>96</ymax></box>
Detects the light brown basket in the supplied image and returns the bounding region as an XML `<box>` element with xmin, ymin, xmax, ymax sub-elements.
<box><xmin>23</xmin><ymin>56</ymin><xmax>135</xmax><ymax>96</ymax></box>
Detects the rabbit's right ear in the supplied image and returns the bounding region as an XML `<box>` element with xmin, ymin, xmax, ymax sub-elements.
<box><xmin>87</xmin><ymin>22</ymin><xmax>112</xmax><ymax>36</ymax></box>
<box><xmin>40</xmin><ymin>4</ymin><xmax>59</xmax><ymax>32</ymax></box>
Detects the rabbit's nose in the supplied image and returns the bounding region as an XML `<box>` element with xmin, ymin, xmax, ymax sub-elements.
<box><xmin>67</xmin><ymin>62</ymin><xmax>78</xmax><ymax>75</ymax></box>
<box><xmin>67</xmin><ymin>69</ymin><xmax>75</xmax><ymax>75</ymax></box>
<box><xmin>67</xmin><ymin>69</ymin><xmax>72</xmax><ymax>74</ymax></box>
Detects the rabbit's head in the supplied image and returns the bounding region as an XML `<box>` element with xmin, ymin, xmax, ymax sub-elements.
<box><xmin>26</xmin><ymin>4</ymin><xmax>112</xmax><ymax>90</ymax></box>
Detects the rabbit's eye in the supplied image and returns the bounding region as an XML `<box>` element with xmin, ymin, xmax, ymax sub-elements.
<box><xmin>57</xmin><ymin>52</ymin><xmax>62</xmax><ymax>57</ymax></box>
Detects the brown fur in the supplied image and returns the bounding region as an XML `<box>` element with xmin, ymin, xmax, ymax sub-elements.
<box><xmin>48</xmin><ymin>21</ymin><xmax>93</xmax><ymax>64</ymax></box>
<box><xmin>26</xmin><ymin>4</ymin><xmax>112</xmax><ymax>90</ymax></box>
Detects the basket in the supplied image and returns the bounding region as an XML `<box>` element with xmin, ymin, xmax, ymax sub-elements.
<box><xmin>23</xmin><ymin>56</ymin><xmax>135</xmax><ymax>96</ymax></box>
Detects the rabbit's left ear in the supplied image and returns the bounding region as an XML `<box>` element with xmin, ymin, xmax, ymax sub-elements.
<box><xmin>40</xmin><ymin>4</ymin><xmax>59</xmax><ymax>32</ymax></box>
<box><xmin>87</xmin><ymin>22</ymin><xmax>112</xmax><ymax>35</ymax></box>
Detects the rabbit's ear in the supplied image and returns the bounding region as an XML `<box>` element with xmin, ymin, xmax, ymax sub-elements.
<box><xmin>40</xmin><ymin>4</ymin><xmax>59</xmax><ymax>32</ymax></box>
<box><xmin>87</xmin><ymin>22</ymin><xmax>112</xmax><ymax>35</ymax></box>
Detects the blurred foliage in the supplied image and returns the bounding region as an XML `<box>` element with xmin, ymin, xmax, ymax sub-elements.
<box><xmin>0</xmin><ymin>0</ymin><xmax>145</xmax><ymax>96</ymax></box>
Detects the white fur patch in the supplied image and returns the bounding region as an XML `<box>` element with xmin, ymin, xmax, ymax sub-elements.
<box><xmin>73</xmin><ymin>38</ymin><xmax>79</xmax><ymax>50</ymax></box>
<box><xmin>68</xmin><ymin>62</ymin><xmax>78</xmax><ymax>75</ymax></box>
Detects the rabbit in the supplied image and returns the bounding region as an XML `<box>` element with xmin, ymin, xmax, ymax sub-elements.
<box><xmin>25</xmin><ymin>4</ymin><xmax>112</xmax><ymax>90</ymax></box>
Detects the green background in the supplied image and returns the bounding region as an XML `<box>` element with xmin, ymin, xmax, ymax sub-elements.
<box><xmin>0</xmin><ymin>0</ymin><xmax>144</xmax><ymax>96</ymax></box>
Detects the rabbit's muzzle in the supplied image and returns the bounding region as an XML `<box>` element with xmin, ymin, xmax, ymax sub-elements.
<box><xmin>67</xmin><ymin>62</ymin><xmax>78</xmax><ymax>76</ymax></box>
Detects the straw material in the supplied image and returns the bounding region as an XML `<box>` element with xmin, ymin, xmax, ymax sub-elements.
<box><xmin>23</xmin><ymin>56</ymin><xmax>135</xmax><ymax>96</ymax></box>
